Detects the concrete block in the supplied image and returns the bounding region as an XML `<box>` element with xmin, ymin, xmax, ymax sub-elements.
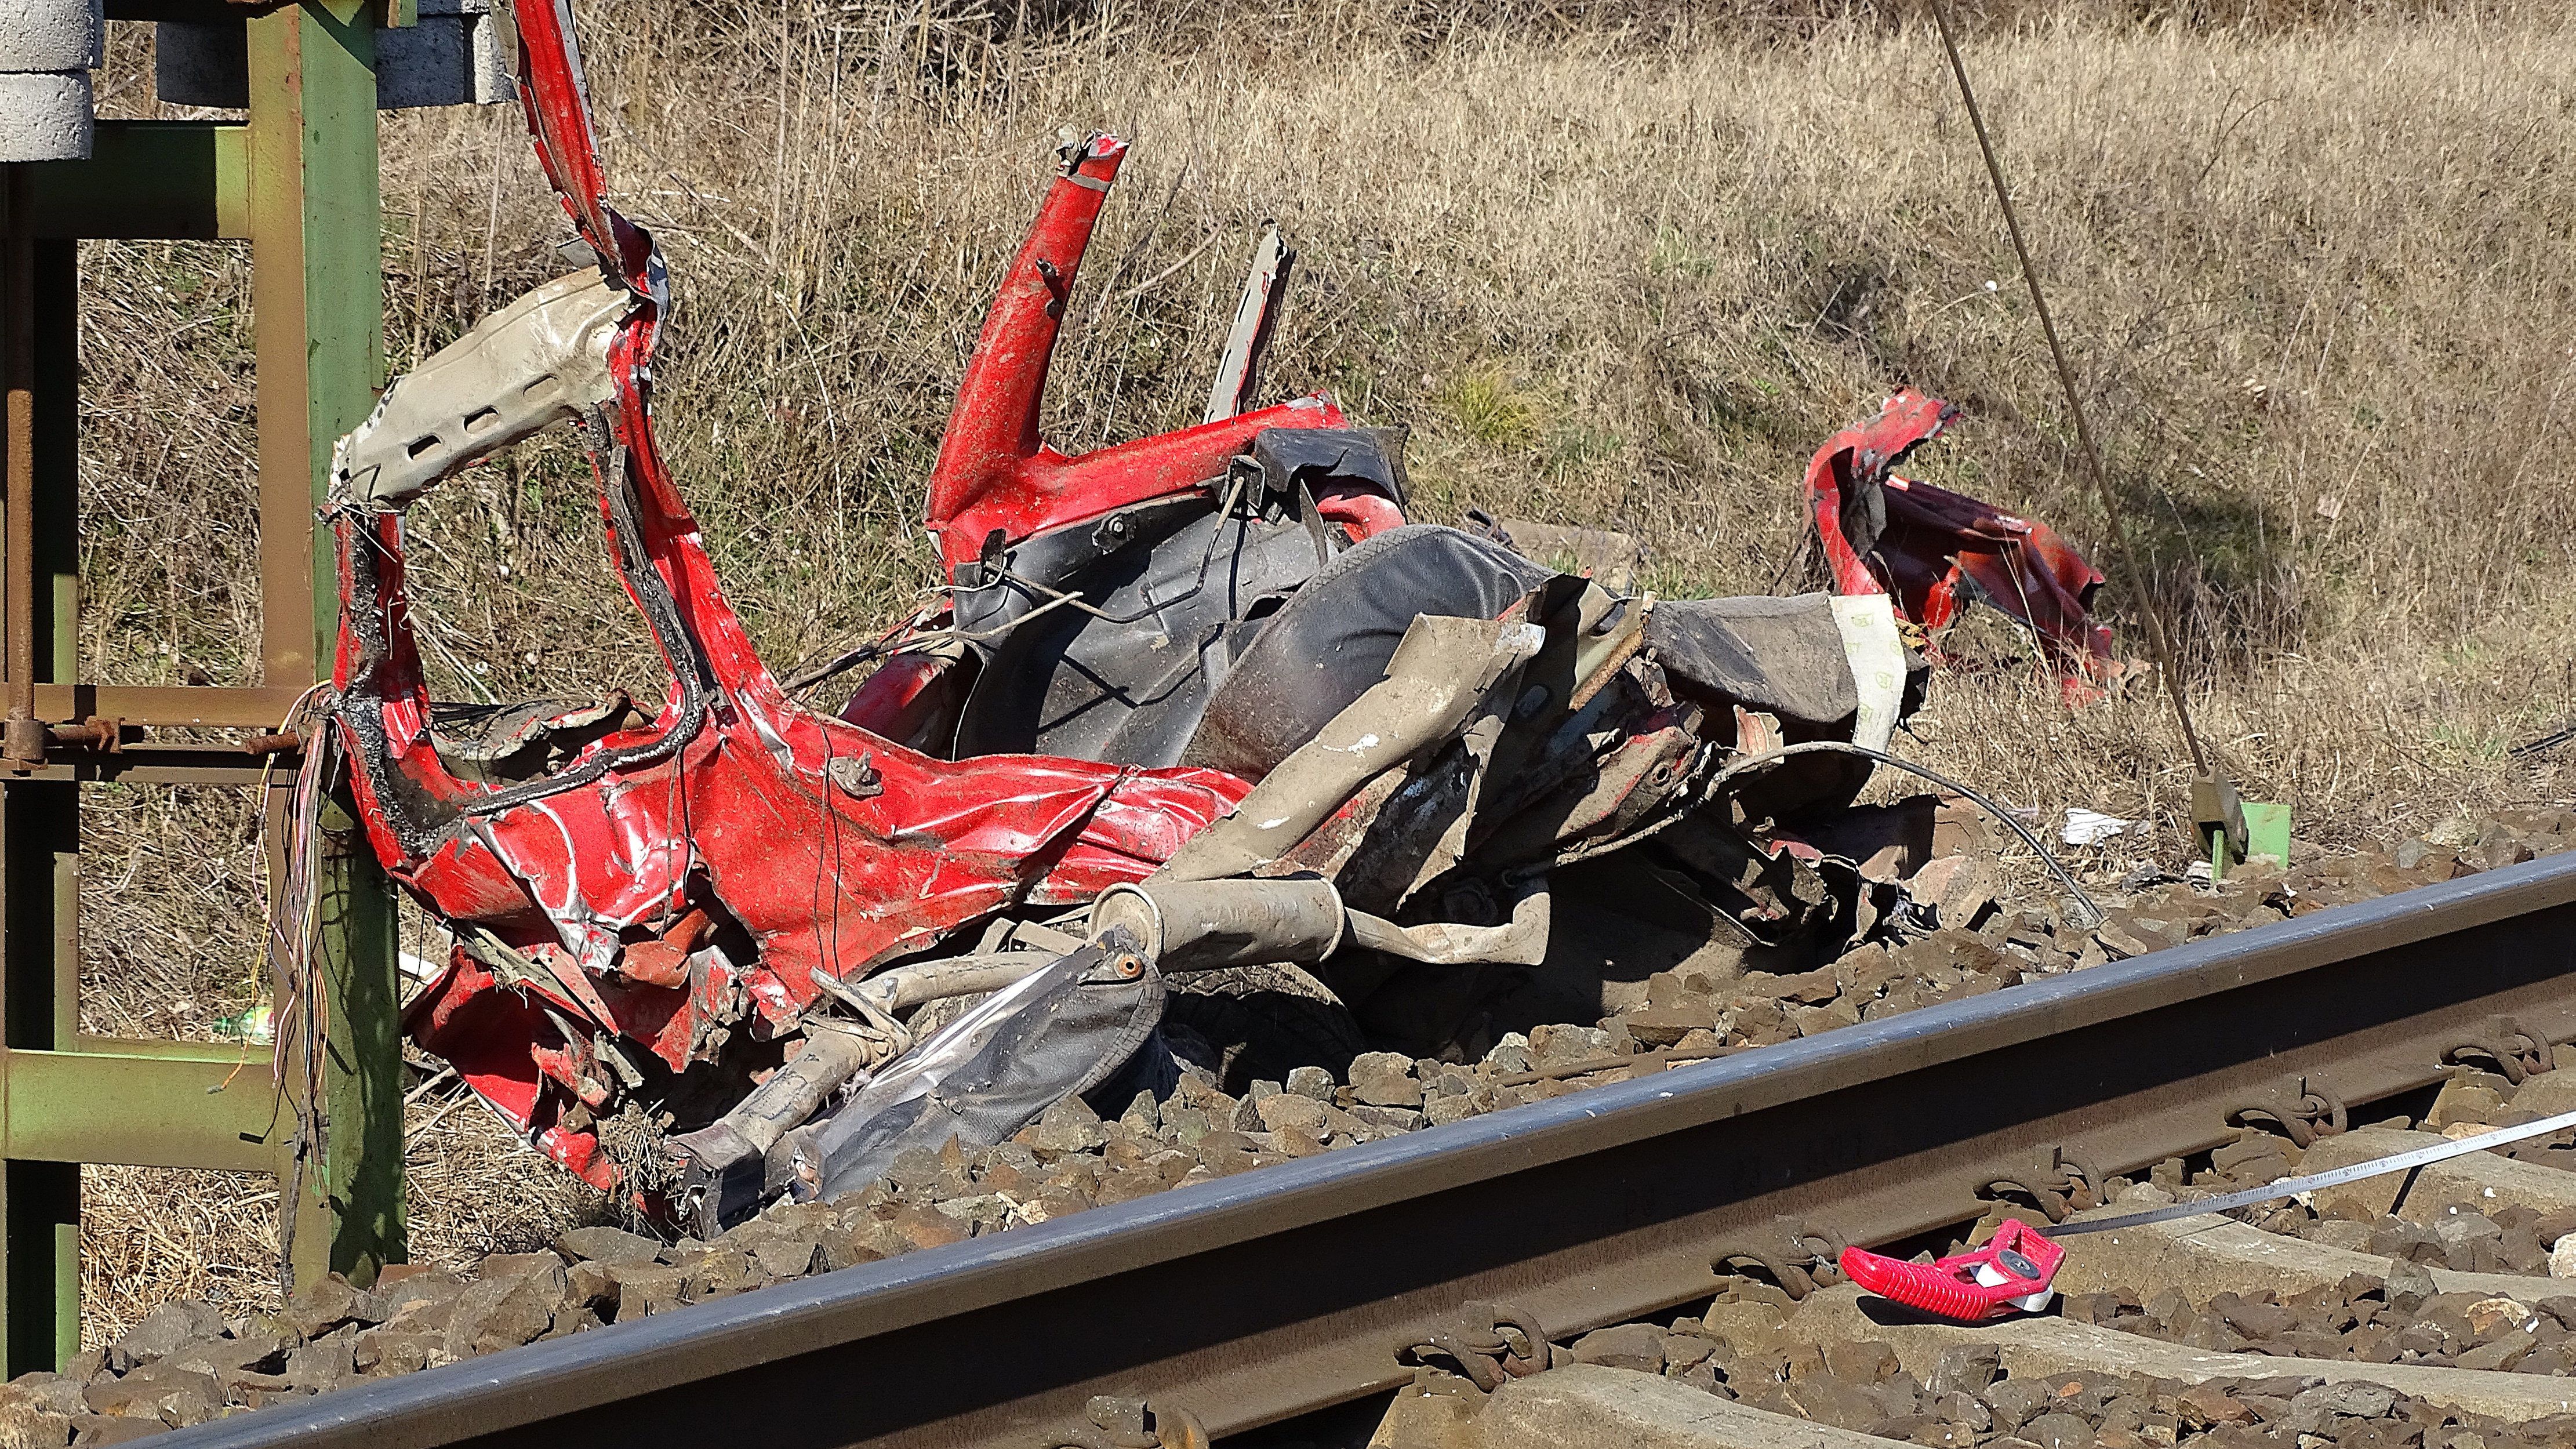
<box><xmin>2053</xmin><ymin>1207</ymin><xmax>2554</xmax><ymax>1303</ymax></box>
<box><xmin>2298</xmin><ymin>1126</ymin><xmax>2576</xmax><ymax>1223</ymax></box>
<box><xmin>1473</xmin><ymin>1365</ymin><xmax>1891</xmax><ymax>1449</ymax></box>
<box><xmin>0</xmin><ymin>0</ymin><xmax>101</xmax><ymax>71</ymax></box>
<box><xmin>0</xmin><ymin>70</ymin><xmax>89</xmax><ymax>161</ymax></box>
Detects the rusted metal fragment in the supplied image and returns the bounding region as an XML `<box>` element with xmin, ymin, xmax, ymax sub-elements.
<box><xmin>1205</xmin><ymin>223</ymin><xmax>1293</xmax><ymax>423</ymax></box>
<box><xmin>1805</xmin><ymin>390</ymin><xmax>2116</xmax><ymax>697</ymax></box>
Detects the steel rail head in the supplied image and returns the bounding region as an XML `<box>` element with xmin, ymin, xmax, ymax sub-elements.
<box><xmin>160</xmin><ymin>848</ymin><xmax>2576</xmax><ymax>1449</ymax></box>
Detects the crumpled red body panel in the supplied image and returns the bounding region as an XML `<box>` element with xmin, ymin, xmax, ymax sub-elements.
<box><xmin>336</xmin><ymin>7</ymin><xmax>1261</xmax><ymax>1190</ymax></box>
<box><xmin>920</xmin><ymin>135</ymin><xmax>1363</xmax><ymax>568</ymax></box>
<box><xmin>1806</xmin><ymin>390</ymin><xmax>2115</xmax><ymax>696</ymax></box>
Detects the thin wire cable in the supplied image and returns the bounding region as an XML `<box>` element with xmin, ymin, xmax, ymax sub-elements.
<box><xmin>1708</xmin><ymin>740</ymin><xmax>2104</xmax><ymax>928</ymax></box>
<box><xmin>263</xmin><ymin>694</ymin><xmax>337</xmax><ymax>1292</ymax></box>
<box><xmin>1925</xmin><ymin>0</ymin><xmax>2210</xmax><ymax>779</ymax></box>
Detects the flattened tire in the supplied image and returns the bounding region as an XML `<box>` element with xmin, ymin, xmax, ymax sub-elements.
<box><xmin>1162</xmin><ymin>961</ymin><xmax>1368</xmax><ymax>1095</ymax></box>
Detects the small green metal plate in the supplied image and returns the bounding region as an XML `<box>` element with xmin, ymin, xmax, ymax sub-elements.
<box><xmin>2243</xmin><ymin>800</ymin><xmax>2294</xmax><ymax>869</ymax></box>
<box><xmin>2208</xmin><ymin>799</ymin><xmax>2294</xmax><ymax>881</ymax></box>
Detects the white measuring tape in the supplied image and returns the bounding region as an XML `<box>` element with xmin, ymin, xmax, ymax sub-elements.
<box><xmin>2054</xmin><ymin>1106</ymin><xmax>2576</xmax><ymax>1236</ymax></box>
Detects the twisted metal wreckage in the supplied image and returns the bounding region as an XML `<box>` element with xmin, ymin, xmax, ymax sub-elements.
<box><xmin>288</xmin><ymin>1</ymin><xmax>2118</xmax><ymax>1233</ymax></box>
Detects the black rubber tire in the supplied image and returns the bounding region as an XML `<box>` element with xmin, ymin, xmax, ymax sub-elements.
<box><xmin>1162</xmin><ymin>961</ymin><xmax>1370</xmax><ymax>1096</ymax></box>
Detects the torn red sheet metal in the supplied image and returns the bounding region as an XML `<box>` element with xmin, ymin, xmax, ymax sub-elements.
<box><xmin>845</xmin><ymin>129</ymin><xmax>1390</xmax><ymax>736</ymax></box>
<box><xmin>920</xmin><ymin>135</ymin><xmax>1365</xmax><ymax>572</ymax></box>
<box><xmin>1805</xmin><ymin>390</ymin><xmax>2116</xmax><ymax>698</ymax></box>
<box><xmin>331</xmin><ymin>5</ymin><xmax>1259</xmax><ymax>1189</ymax></box>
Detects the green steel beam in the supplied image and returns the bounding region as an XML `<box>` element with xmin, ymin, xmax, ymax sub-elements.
<box><xmin>0</xmin><ymin>0</ymin><xmax>410</xmax><ymax>1368</ymax></box>
<box><xmin>245</xmin><ymin>1</ymin><xmax>404</xmax><ymax>1290</ymax></box>
<box><xmin>3</xmin><ymin>1044</ymin><xmax>284</xmax><ymax>1173</ymax></box>
<box><xmin>21</xmin><ymin>124</ymin><xmax>249</xmax><ymax>241</ymax></box>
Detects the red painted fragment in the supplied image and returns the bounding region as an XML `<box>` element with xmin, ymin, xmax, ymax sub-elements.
<box><xmin>1805</xmin><ymin>390</ymin><xmax>2117</xmax><ymax>698</ymax></box>
<box><xmin>921</xmin><ymin>136</ymin><xmax>1365</xmax><ymax>568</ymax></box>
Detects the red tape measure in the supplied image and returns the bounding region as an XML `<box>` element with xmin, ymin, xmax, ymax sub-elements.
<box><xmin>1837</xmin><ymin>1217</ymin><xmax>2063</xmax><ymax>1323</ymax></box>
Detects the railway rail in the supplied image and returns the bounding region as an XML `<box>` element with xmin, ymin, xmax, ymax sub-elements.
<box><xmin>150</xmin><ymin>847</ymin><xmax>2576</xmax><ymax>1449</ymax></box>
<box><xmin>1454</xmin><ymin>1078</ymin><xmax>2576</xmax><ymax>1448</ymax></box>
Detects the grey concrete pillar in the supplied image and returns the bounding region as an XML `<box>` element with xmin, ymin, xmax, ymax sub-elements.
<box><xmin>0</xmin><ymin>0</ymin><xmax>102</xmax><ymax>162</ymax></box>
<box><xmin>158</xmin><ymin>0</ymin><xmax>507</xmax><ymax>111</ymax></box>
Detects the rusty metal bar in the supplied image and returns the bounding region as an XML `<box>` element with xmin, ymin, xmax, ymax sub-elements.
<box><xmin>2</xmin><ymin>175</ymin><xmax>37</xmax><ymax>773</ymax></box>
<box><xmin>21</xmin><ymin>684</ymin><xmax>306</xmax><ymax>730</ymax></box>
<box><xmin>155</xmin><ymin>848</ymin><xmax>2576</xmax><ymax>1449</ymax></box>
<box><xmin>4</xmin><ymin>743</ymin><xmax>297</xmax><ymax>786</ymax></box>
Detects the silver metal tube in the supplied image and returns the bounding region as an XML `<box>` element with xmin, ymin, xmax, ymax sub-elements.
<box><xmin>1089</xmin><ymin>877</ymin><xmax>1346</xmax><ymax>973</ymax></box>
<box><xmin>853</xmin><ymin>952</ymin><xmax>1058</xmax><ymax>1013</ymax></box>
<box><xmin>716</xmin><ymin>1028</ymin><xmax>875</xmax><ymax>1157</ymax></box>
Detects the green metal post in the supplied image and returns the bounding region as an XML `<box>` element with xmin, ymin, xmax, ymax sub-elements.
<box><xmin>0</xmin><ymin>0</ymin><xmax>415</xmax><ymax>1355</ymax></box>
<box><xmin>245</xmin><ymin>1</ymin><xmax>404</xmax><ymax>1288</ymax></box>
<box><xmin>2242</xmin><ymin>801</ymin><xmax>2294</xmax><ymax>872</ymax></box>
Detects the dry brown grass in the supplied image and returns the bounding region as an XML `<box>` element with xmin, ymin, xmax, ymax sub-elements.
<box><xmin>63</xmin><ymin>1</ymin><xmax>2576</xmax><ymax>1339</ymax></box>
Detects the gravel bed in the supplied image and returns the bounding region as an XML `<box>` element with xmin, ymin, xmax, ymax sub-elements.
<box><xmin>2123</xmin><ymin>1041</ymin><xmax>2576</xmax><ymax>1283</ymax></box>
<box><xmin>1534</xmin><ymin>1288</ymin><xmax>2576</xmax><ymax>1448</ymax></box>
<box><xmin>2276</xmin><ymin>1204</ymin><xmax>2576</xmax><ymax>1280</ymax></box>
<box><xmin>2059</xmin><ymin>1048</ymin><xmax>2576</xmax><ymax>1378</ymax></box>
<box><xmin>9</xmin><ymin>815</ymin><xmax>2573</xmax><ymax>1439</ymax></box>
<box><xmin>2070</xmin><ymin>1278</ymin><xmax>2576</xmax><ymax>1377</ymax></box>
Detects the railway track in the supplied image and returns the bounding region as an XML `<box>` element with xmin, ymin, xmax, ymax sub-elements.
<box><xmin>127</xmin><ymin>844</ymin><xmax>2576</xmax><ymax>1449</ymax></box>
<box><xmin>1395</xmin><ymin>1077</ymin><xmax>2576</xmax><ymax>1449</ymax></box>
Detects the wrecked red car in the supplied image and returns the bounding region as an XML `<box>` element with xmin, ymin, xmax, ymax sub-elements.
<box><xmin>301</xmin><ymin>2</ymin><xmax>1964</xmax><ymax>1233</ymax></box>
